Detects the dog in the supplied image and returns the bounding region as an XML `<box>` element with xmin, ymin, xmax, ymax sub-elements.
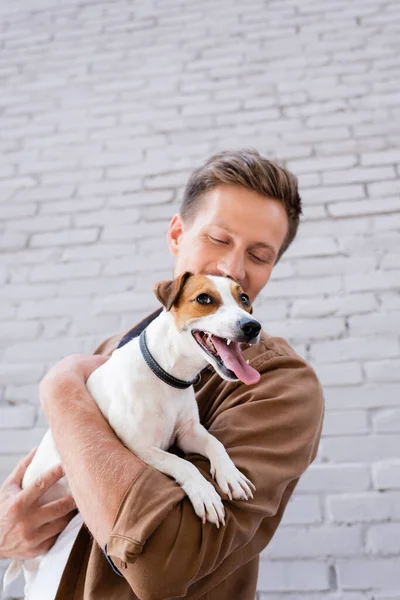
<box><xmin>4</xmin><ymin>272</ymin><xmax>261</xmax><ymax>595</ymax></box>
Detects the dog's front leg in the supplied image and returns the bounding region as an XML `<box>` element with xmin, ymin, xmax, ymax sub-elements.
<box><xmin>134</xmin><ymin>445</ymin><xmax>225</xmax><ymax>527</ymax></box>
<box><xmin>177</xmin><ymin>422</ymin><xmax>255</xmax><ymax>501</ymax></box>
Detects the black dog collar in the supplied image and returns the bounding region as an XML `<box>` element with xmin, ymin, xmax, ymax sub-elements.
<box><xmin>139</xmin><ymin>329</ymin><xmax>200</xmax><ymax>390</ymax></box>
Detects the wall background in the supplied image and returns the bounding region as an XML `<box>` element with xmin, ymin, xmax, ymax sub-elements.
<box><xmin>1</xmin><ymin>0</ymin><xmax>399</xmax><ymax>598</ymax></box>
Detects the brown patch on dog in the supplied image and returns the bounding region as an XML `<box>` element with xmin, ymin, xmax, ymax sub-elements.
<box><xmin>229</xmin><ymin>280</ymin><xmax>253</xmax><ymax>314</ymax></box>
<box><xmin>170</xmin><ymin>274</ymin><xmax>222</xmax><ymax>330</ymax></box>
<box><xmin>154</xmin><ymin>271</ymin><xmax>193</xmax><ymax>311</ymax></box>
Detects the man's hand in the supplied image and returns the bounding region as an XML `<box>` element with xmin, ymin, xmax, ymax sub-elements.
<box><xmin>0</xmin><ymin>449</ymin><xmax>77</xmax><ymax>560</ymax></box>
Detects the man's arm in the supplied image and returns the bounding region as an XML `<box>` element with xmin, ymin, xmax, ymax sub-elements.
<box><xmin>39</xmin><ymin>354</ymin><xmax>146</xmax><ymax>547</ymax></box>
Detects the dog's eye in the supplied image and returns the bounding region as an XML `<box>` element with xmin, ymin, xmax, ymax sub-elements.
<box><xmin>196</xmin><ymin>293</ymin><xmax>212</xmax><ymax>305</ymax></box>
<box><xmin>240</xmin><ymin>293</ymin><xmax>251</xmax><ymax>307</ymax></box>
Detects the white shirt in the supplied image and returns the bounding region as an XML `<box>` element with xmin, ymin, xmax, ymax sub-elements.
<box><xmin>24</xmin><ymin>513</ymin><xmax>83</xmax><ymax>600</ymax></box>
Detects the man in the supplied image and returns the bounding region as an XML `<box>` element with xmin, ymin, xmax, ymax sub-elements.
<box><xmin>0</xmin><ymin>149</ymin><xmax>324</xmax><ymax>599</ymax></box>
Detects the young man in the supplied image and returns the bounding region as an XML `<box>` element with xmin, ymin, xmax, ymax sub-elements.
<box><xmin>0</xmin><ymin>150</ymin><xmax>324</xmax><ymax>599</ymax></box>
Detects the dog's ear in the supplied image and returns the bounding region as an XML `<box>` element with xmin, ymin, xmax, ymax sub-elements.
<box><xmin>153</xmin><ymin>271</ymin><xmax>193</xmax><ymax>311</ymax></box>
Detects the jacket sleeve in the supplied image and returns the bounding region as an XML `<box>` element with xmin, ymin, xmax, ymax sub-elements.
<box><xmin>104</xmin><ymin>346</ymin><xmax>324</xmax><ymax>600</ymax></box>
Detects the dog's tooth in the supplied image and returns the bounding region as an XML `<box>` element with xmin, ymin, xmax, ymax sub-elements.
<box><xmin>226</xmin><ymin>339</ymin><xmax>231</xmax><ymax>346</ymax></box>
<box><xmin>246</xmin><ymin>359</ymin><xmax>250</xmax><ymax>364</ymax></box>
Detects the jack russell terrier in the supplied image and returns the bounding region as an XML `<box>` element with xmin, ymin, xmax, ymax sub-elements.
<box><xmin>4</xmin><ymin>272</ymin><xmax>262</xmax><ymax>595</ymax></box>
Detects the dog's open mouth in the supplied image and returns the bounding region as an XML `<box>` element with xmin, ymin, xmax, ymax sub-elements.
<box><xmin>192</xmin><ymin>331</ymin><xmax>260</xmax><ymax>385</ymax></box>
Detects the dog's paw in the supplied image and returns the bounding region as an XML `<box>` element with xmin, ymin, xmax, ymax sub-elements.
<box><xmin>211</xmin><ymin>461</ymin><xmax>256</xmax><ymax>501</ymax></box>
<box><xmin>182</xmin><ymin>477</ymin><xmax>225</xmax><ymax>528</ymax></box>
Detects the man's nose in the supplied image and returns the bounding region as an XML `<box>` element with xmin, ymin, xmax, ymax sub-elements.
<box><xmin>217</xmin><ymin>252</ymin><xmax>245</xmax><ymax>283</ymax></box>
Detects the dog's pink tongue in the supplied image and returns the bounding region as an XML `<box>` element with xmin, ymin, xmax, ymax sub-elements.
<box><xmin>211</xmin><ymin>336</ymin><xmax>260</xmax><ymax>385</ymax></box>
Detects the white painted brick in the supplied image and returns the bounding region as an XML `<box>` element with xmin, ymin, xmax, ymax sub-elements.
<box><xmin>0</xmin><ymin>364</ymin><xmax>44</xmax><ymax>386</ymax></box>
<box><xmin>103</xmin><ymin>252</ymin><xmax>174</xmax><ymax>275</ymax></box>
<box><xmin>299</xmin><ymin>216</ymin><xmax>372</xmax><ymax>238</ymax></box>
<box><xmin>304</xmin><ymin>184</ymin><xmax>365</xmax><ymax>204</ymax></box>
<box><xmin>373</xmin><ymin>410</ymin><xmax>400</xmax><ymax>433</ymax></box>
<box><xmin>5</xmin><ymin>214</ymin><xmax>71</xmax><ymax>233</ymax></box>
<box><xmin>268</xmin><ymin>261</ymin><xmax>294</xmax><ymax>280</ymax></box>
<box><xmin>0</xmin><ymin>427</ymin><xmax>47</xmax><ymax>453</ymax></box>
<box><xmin>40</xmin><ymin>197</ymin><xmax>105</xmax><ymax>215</ymax></box>
<box><xmin>310</xmin><ymin>337</ymin><xmax>399</xmax><ymax>363</ymax></box>
<box><xmin>373</xmin><ymin>213</ymin><xmax>400</xmax><ymax>232</ymax></box>
<box><xmin>323</xmin><ymin>411</ymin><xmax>369</xmax><ymax>436</ymax></box>
<box><xmin>345</xmin><ymin>271</ymin><xmax>400</xmax><ymax>293</ymax></box>
<box><xmin>284</xmin><ymin>237</ymin><xmax>338</xmax><ymax>258</ymax></box>
<box><xmin>324</xmin><ymin>385</ymin><xmax>400</xmax><ymax>410</ymax></box>
<box><xmin>280</xmin><ymin>495</ymin><xmax>322</xmax><ymax>526</ymax></box>
<box><xmin>257</xmin><ymin>594</ymin><xmax>368</xmax><ymax>600</ymax></box>
<box><xmin>339</xmin><ymin>232</ymin><xmax>400</xmax><ymax>256</ymax></box>
<box><xmin>297</xmin><ymin>464</ymin><xmax>370</xmax><ymax>493</ymax></box>
<box><xmin>41</xmin><ymin>318</ymin><xmax>70</xmax><ymax>339</ymax></box>
<box><xmin>13</xmin><ymin>185</ymin><xmax>75</xmax><ymax>203</ymax></box>
<box><xmin>291</xmin><ymin>294</ymin><xmax>378</xmax><ymax>318</ymax></box>
<box><xmin>365</xmin><ymin>360</ymin><xmax>400</xmax><ymax>383</ymax></box>
<box><xmin>74</xmin><ymin>208</ymin><xmax>140</xmax><ymax>227</ymax></box>
<box><xmin>302</xmin><ymin>204</ymin><xmax>326</xmax><ymax>220</ymax></box>
<box><xmin>381</xmin><ymin>253</ymin><xmax>400</xmax><ymax>269</ymax></box>
<box><xmin>106</xmin><ymin>190</ymin><xmax>174</xmax><ymax>208</ymax></box>
<box><xmin>69</xmin><ymin>315</ymin><xmax>121</xmax><ymax>337</ymax></box>
<box><xmin>337</xmin><ymin>558</ymin><xmax>400</xmax><ymax>591</ymax></box>
<box><xmin>94</xmin><ymin>291</ymin><xmax>159</xmax><ymax>316</ymax></box>
<box><xmin>327</xmin><ymin>492</ymin><xmax>400</xmax><ymax>524</ymax></box>
<box><xmin>61</xmin><ymin>244</ymin><xmax>135</xmax><ymax>262</ymax></box>
<box><xmin>30</xmin><ymin>261</ymin><xmax>101</xmax><ymax>282</ymax></box>
<box><xmin>321</xmin><ymin>435</ymin><xmax>400</xmax><ymax>463</ymax></box>
<box><xmin>267</xmin><ymin>317</ymin><xmax>345</xmax><ymax>341</ymax></box>
<box><xmin>257</xmin><ymin>560</ymin><xmax>330</xmax><ymax>592</ymax></box>
<box><xmin>263</xmin><ymin>524</ymin><xmax>363</xmax><ymax>559</ymax></box>
<box><xmin>262</xmin><ymin>276</ymin><xmax>342</xmax><ymax>299</ymax></box>
<box><xmin>4</xmin><ymin>338</ymin><xmax>90</xmax><ymax>362</ymax></box>
<box><xmin>373</xmin><ymin>460</ymin><xmax>400</xmax><ymax>490</ymax></box>
<box><xmin>58</xmin><ymin>276</ymin><xmax>135</xmax><ymax>298</ymax></box>
<box><xmin>0</xmin><ymin>231</ymin><xmax>29</xmax><ymax>251</ymax></box>
<box><xmin>1</xmin><ymin>203</ymin><xmax>37</xmax><ymax>219</ymax></box>
<box><xmin>323</xmin><ymin>166</ymin><xmax>395</xmax><ymax>185</ymax></box>
<box><xmin>18</xmin><ymin>298</ymin><xmax>91</xmax><ymax>319</ymax></box>
<box><xmin>77</xmin><ymin>180</ymin><xmax>142</xmax><ymax>197</ymax></box>
<box><xmin>0</xmin><ymin>405</ymin><xmax>36</xmax><ymax>429</ymax></box>
<box><xmin>144</xmin><ymin>170</ymin><xmax>192</xmax><ymax>189</ymax></box>
<box><xmin>30</xmin><ymin>228</ymin><xmax>99</xmax><ymax>247</ymax></box>
<box><xmin>367</xmin><ymin>524</ymin><xmax>400</xmax><ymax>555</ymax></box>
<box><xmin>329</xmin><ymin>197</ymin><xmax>400</xmax><ymax>217</ymax></box>
<box><xmin>1</xmin><ymin>282</ymin><xmax>56</xmax><ymax>300</ymax></box>
<box><xmin>368</xmin><ymin>179</ymin><xmax>400</xmax><ymax>197</ymax></box>
<box><xmin>288</xmin><ymin>155</ymin><xmax>357</xmax><ymax>174</ymax></box>
<box><xmin>361</xmin><ymin>150</ymin><xmax>400</xmax><ymax>166</ymax></box>
<box><xmin>312</xmin><ymin>362</ymin><xmax>363</xmax><ymax>386</ymax></box>
<box><xmin>380</xmin><ymin>293</ymin><xmax>400</xmax><ymax>311</ymax></box>
<box><xmin>0</xmin><ymin>321</ymin><xmax>40</xmax><ymax>341</ymax></box>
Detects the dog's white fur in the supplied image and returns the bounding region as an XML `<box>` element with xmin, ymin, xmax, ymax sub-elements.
<box><xmin>4</xmin><ymin>274</ymin><xmax>260</xmax><ymax>594</ymax></box>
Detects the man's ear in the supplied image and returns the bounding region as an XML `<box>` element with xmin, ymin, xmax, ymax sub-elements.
<box><xmin>153</xmin><ymin>271</ymin><xmax>193</xmax><ymax>311</ymax></box>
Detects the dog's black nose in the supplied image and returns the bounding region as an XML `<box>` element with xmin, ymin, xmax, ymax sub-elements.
<box><xmin>239</xmin><ymin>318</ymin><xmax>261</xmax><ymax>340</ymax></box>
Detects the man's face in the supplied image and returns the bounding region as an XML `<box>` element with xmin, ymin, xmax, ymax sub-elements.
<box><xmin>167</xmin><ymin>184</ymin><xmax>289</xmax><ymax>302</ymax></box>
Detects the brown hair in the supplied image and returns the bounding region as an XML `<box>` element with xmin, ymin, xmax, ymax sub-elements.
<box><xmin>180</xmin><ymin>149</ymin><xmax>302</xmax><ymax>261</ymax></box>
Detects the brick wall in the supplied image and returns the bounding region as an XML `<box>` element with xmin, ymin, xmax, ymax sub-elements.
<box><xmin>1</xmin><ymin>0</ymin><xmax>399</xmax><ymax>598</ymax></box>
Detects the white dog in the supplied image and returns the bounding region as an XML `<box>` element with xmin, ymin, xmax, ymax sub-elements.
<box><xmin>4</xmin><ymin>272</ymin><xmax>261</xmax><ymax>595</ymax></box>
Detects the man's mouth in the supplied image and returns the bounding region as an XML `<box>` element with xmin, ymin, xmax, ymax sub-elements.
<box><xmin>192</xmin><ymin>331</ymin><xmax>260</xmax><ymax>385</ymax></box>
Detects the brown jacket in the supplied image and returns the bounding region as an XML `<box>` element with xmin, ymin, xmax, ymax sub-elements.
<box><xmin>55</xmin><ymin>314</ymin><xmax>324</xmax><ymax>600</ymax></box>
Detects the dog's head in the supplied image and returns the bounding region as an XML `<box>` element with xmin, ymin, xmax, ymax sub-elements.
<box><xmin>153</xmin><ymin>272</ymin><xmax>261</xmax><ymax>385</ymax></box>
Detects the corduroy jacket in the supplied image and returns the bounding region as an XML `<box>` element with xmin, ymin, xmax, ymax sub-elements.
<box><xmin>55</xmin><ymin>312</ymin><xmax>324</xmax><ymax>600</ymax></box>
